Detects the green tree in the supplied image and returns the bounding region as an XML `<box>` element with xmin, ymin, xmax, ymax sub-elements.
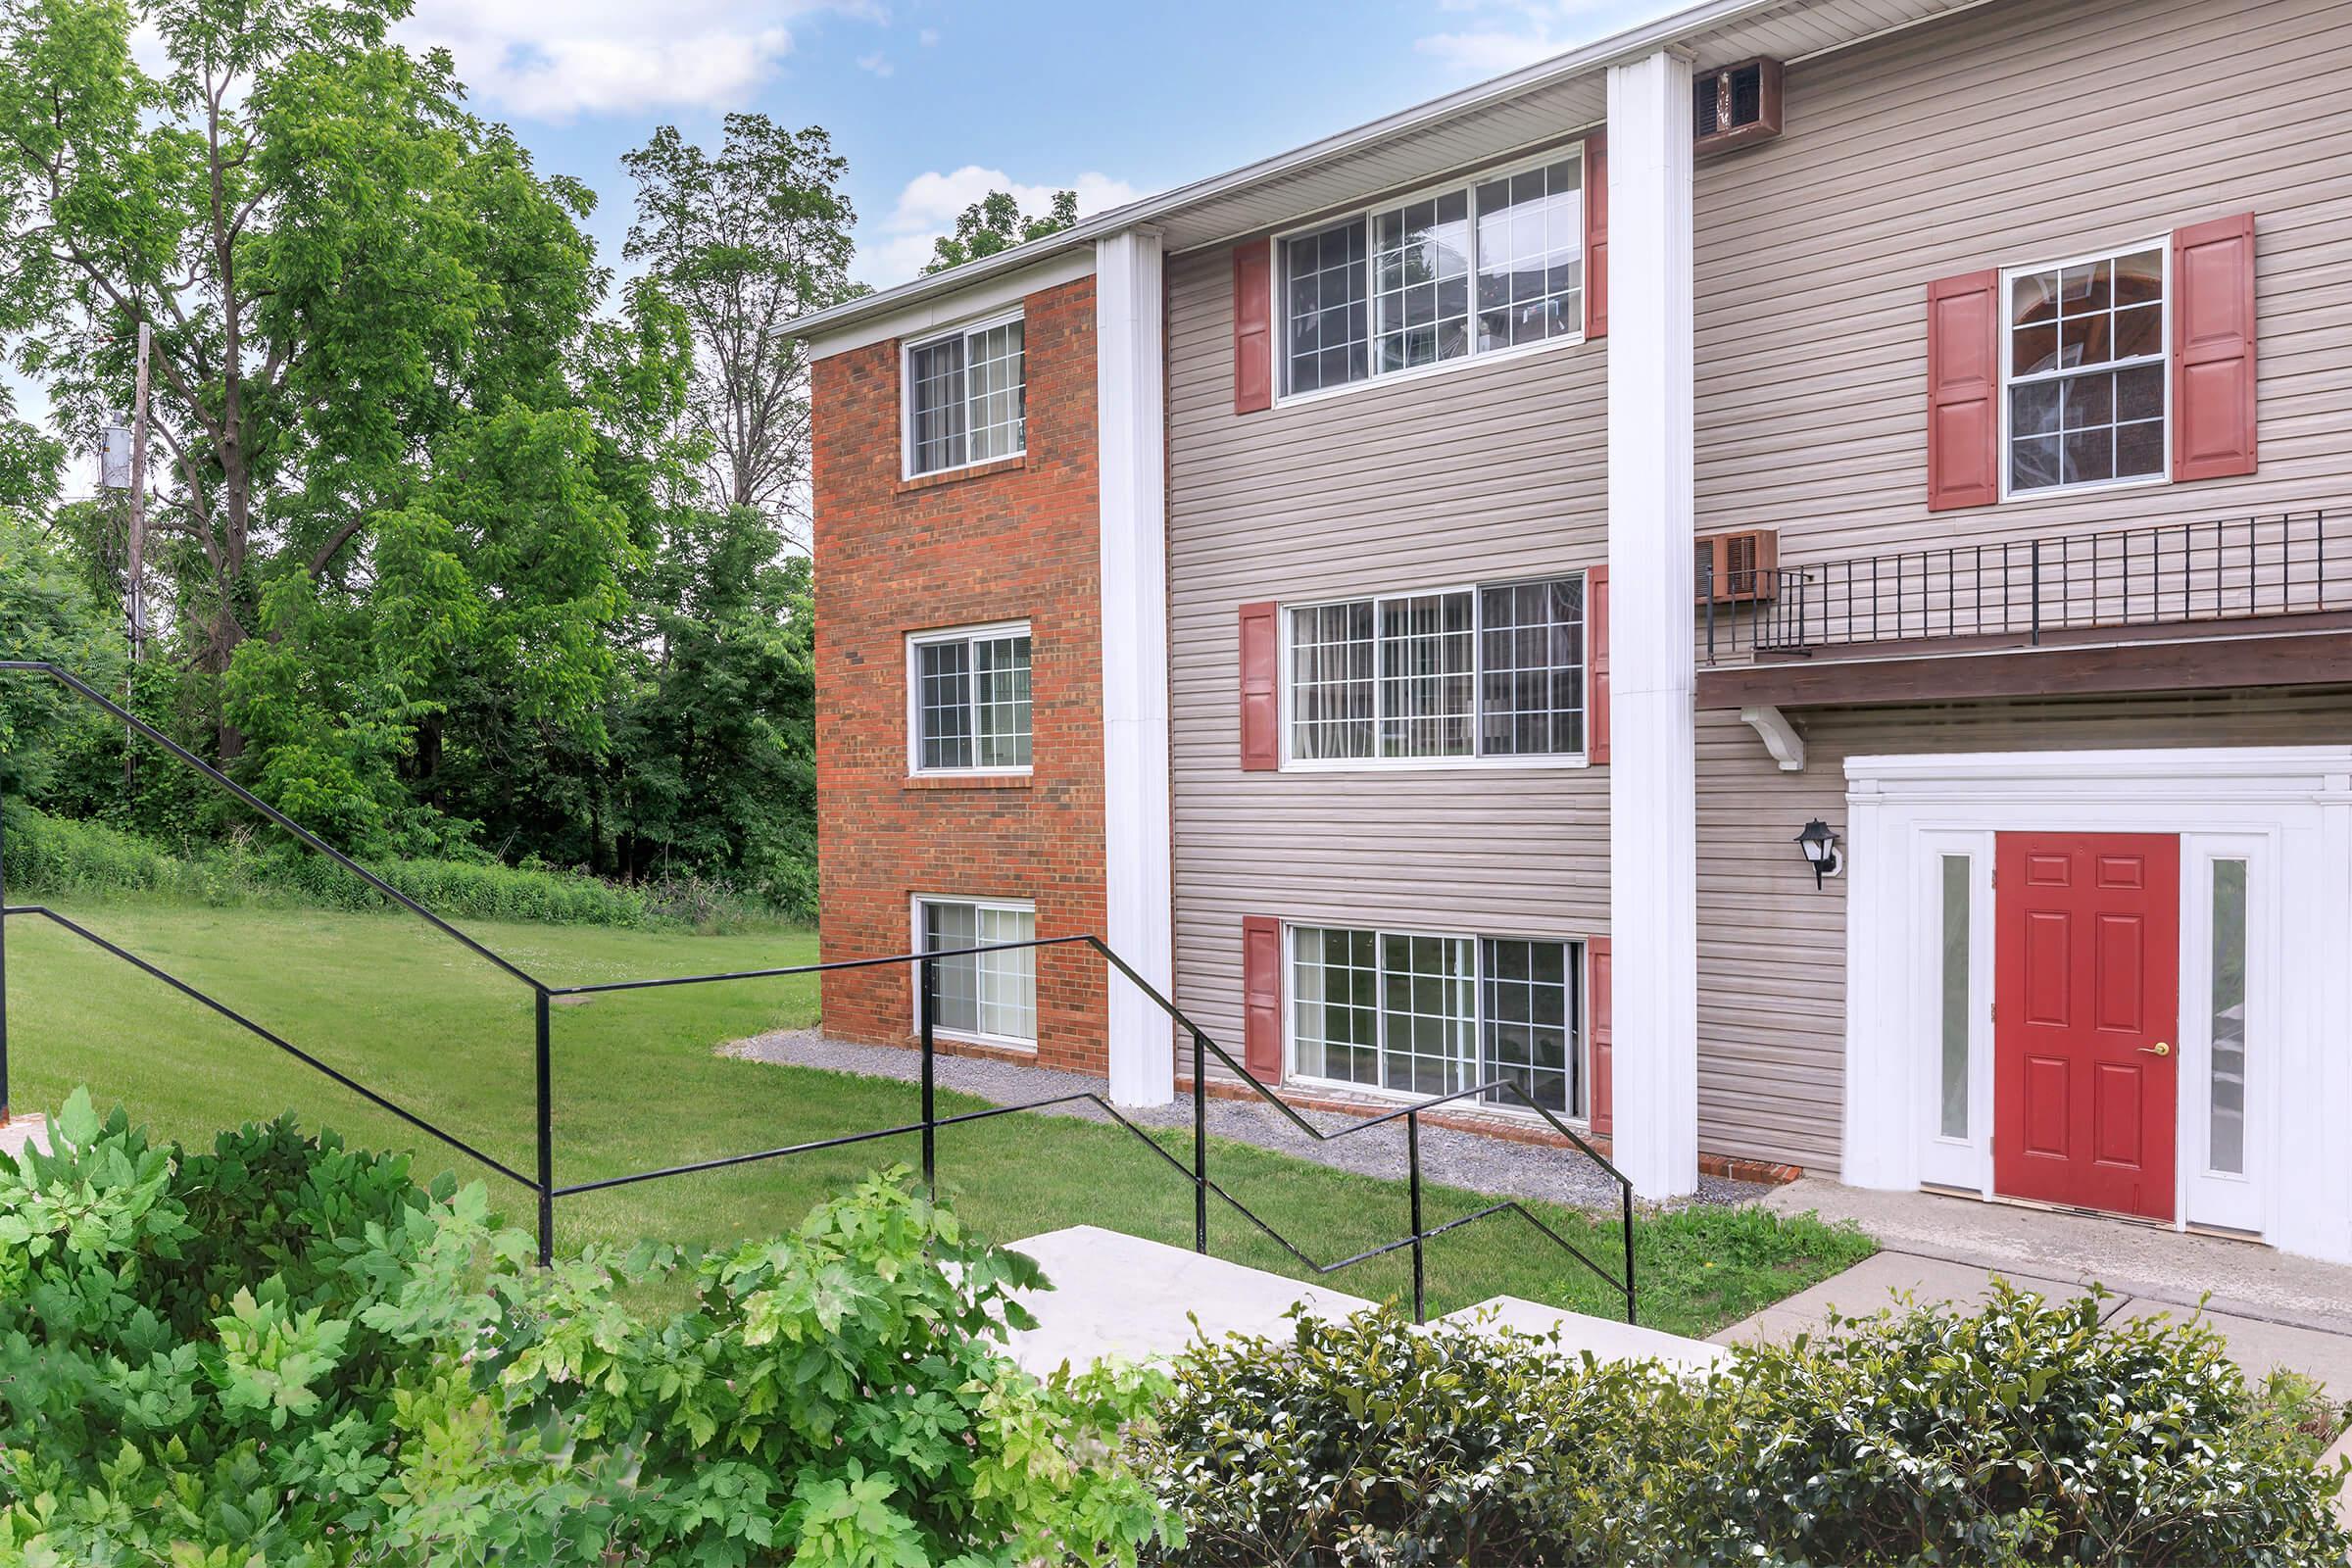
<box><xmin>0</xmin><ymin>510</ymin><xmax>122</xmax><ymax>798</ymax></box>
<box><xmin>0</xmin><ymin>0</ymin><xmax>601</xmax><ymax>758</ymax></box>
<box><xmin>623</xmin><ymin>116</ymin><xmax>859</xmax><ymax>548</ymax></box>
<box><xmin>923</xmin><ymin>187</ymin><xmax>1080</xmax><ymax>273</ymax></box>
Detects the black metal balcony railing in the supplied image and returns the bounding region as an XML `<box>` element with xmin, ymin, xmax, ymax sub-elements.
<box><xmin>1704</xmin><ymin>509</ymin><xmax>2336</xmax><ymax>662</ymax></box>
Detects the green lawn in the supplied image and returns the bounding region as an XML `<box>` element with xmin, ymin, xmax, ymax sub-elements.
<box><xmin>0</xmin><ymin>899</ymin><xmax>1873</xmax><ymax>1337</ymax></box>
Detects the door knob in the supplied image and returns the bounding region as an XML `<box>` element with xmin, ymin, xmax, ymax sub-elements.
<box><xmin>2140</xmin><ymin>1041</ymin><xmax>2171</xmax><ymax>1057</ymax></box>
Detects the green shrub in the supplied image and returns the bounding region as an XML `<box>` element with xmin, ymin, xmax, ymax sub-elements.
<box><xmin>0</xmin><ymin>1091</ymin><xmax>1171</xmax><ymax>1566</ymax></box>
<box><xmin>1146</xmin><ymin>1293</ymin><xmax>2352</xmax><ymax>1567</ymax></box>
<box><xmin>0</xmin><ymin>804</ymin><xmax>809</xmax><ymax>929</ymax></box>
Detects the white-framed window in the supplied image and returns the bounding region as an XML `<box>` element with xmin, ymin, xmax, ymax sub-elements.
<box><xmin>907</xmin><ymin>621</ymin><xmax>1032</xmax><ymax>774</ymax></box>
<box><xmin>2001</xmin><ymin>241</ymin><xmax>2167</xmax><ymax>498</ymax></box>
<box><xmin>903</xmin><ymin>310</ymin><xmax>1025</xmax><ymax>476</ymax></box>
<box><xmin>914</xmin><ymin>896</ymin><xmax>1037</xmax><ymax>1047</ymax></box>
<box><xmin>1278</xmin><ymin>149</ymin><xmax>1584</xmax><ymax>401</ymax></box>
<box><xmin>1290</xmin><ymin>924</ymin><xmax>1587</xmax><ymax>1117</ymax></box>
<box><xmin>1285</xmin><ymin>575</ymin><xmax>1584</xmax><ymax>766</ymax></box>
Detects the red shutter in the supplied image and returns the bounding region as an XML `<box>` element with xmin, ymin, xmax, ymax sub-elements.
<box><xmin>1239</xmin><ymin>600</ymin><xmax>1280</xmax><ymax>771</ymax></box>
<box><xmin>1926</xmin><ymin>270</ymin><xmax>2000</xmax><ymax>512</ymax></box>
<box><xmin>1585</xmin><ymin>565</ymin><xmax>1609</xmax><ymax>765</ymax></box>
<box><xmin>1232</xmin><ymin>241</ymin><xmax>1273</xmax><ymax>414</ymax></box>
<box><xmin>1588</xmin><ymin>938</ymin><xmax>1613</xmax><ymax>1135</ymax></box>
<box><xmin>1584</xmin><ymin>132</ymin><xmax>1607</xmax><ymax>339</ymax></box>
<box><xmin>1243</xmin><ymin>915</ymin><xmax>1283</xmax><ymax>1081</ymax></box>
<box><xmin>2172</xmin><ymin>213</ymin><xmax>2258</xmax><ymax>481</ymax></box>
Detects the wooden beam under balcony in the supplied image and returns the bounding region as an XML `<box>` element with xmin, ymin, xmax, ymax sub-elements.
<box><xmin>1695</xmin><ymin>618</ymin><xmax>2352</xmax><ymax>709</ymax></box>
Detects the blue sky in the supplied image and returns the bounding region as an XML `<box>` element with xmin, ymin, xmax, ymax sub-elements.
<box><xmin>397</xmin><ymin>0</ymin><xmax>1676</xmax><ymax>290</ymax></box>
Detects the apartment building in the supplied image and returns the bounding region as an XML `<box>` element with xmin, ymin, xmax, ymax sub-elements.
<box><xmin>796</xmin><ymin>0</ymin><xmax>2352</xmax><ymax>1266</ymax></box>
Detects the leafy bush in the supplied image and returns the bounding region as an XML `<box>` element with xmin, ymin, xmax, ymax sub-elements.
<box><xmin>1146</xmin><ymin>1293</ymin><xmax>2352</xmax><ymax>1567</ymax></box>
<box><xmin>0</xmin><ymin>1091</ymin><xmax>1171</xmax><ymax>1566</ymax></box>
<box><xmin>0</xmin><ymin>804</ymin><xmax>811</xmax><ymax>928</ymax></box>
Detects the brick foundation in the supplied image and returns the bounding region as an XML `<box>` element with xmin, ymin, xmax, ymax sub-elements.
<box><xmin>811</xmin><ymin>277</ymin><xmax>1108</xmax><ymax>1075</ymax></box>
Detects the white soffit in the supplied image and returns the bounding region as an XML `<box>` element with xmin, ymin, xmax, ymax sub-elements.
<box><xmin>787</xmin><ymin>0</ymin><xmax>1987</xmax><ymax>346</ymax></box>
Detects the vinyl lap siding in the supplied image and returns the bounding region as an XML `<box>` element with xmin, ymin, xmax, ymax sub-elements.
<box><xmin>1690</xmin><ymin>0</ymin><xmax>2352</xmax><ymax>1169</ymax></box>
<box><xmin>1165</xmin><ymin>239</ymin><xmax>1609</xmax><ymax>1075</ymax></box>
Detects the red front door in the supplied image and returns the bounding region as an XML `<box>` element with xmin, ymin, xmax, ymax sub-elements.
<box><xmin>1993</xmin><ymin>833</ymin><xmax>2179</xmax><ymax>1220</ymax></box>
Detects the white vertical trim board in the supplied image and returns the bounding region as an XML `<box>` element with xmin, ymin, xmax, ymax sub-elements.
<box><xmin>1604</xmin><ymin>46</ymin><xmax>1699</xmax><ymax>1200</ymax></box>
<box><xmin>1840</xmin><ymin>747</ymin><xmax>2352</xmax><ymax>1268</ymax></box>
<box><xmin>1095</xmin><ymin>229</ymin><xmax>1177</xmax><ymax>1106</ymax></box>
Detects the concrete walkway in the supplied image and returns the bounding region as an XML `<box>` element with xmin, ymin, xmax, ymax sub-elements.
<box><xmin>994</xmin><ymin>1224</ymin><xmax>1726</xmax><ymax>1379</ymax></box>
<box><xmin>1756</xmin><ymin>1177</ymin><xmax>2352</xmax><ymax>1333</ymax></box>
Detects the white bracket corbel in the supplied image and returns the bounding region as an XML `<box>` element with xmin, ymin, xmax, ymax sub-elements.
<box><xmin>1739</xmin><ymin>705</ymin><xmax>1805</xmax><ymax>772</ymax></box>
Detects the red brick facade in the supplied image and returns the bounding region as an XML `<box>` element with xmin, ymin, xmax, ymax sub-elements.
<box><xmin>811</xmin><ymin>277</ymin><xmax>1108</xmax><ymax>1074</ymax></box>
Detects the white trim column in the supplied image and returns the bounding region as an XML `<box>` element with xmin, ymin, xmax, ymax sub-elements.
<box><xmin>1095</xmin><ymin>228</ymin><xmax>1176</xmax><ymax>1105</ymax></box>
<box><xmin>1605</xmin><ymin>47</ymin><xmax>1700</xmax><ymax>1199</ymax></box>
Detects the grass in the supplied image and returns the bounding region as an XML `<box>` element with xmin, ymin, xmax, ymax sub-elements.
<box><xmin>1</xmin><ymin>899</ymin><xmax>1876</xmax><ymax>1338</ymax></box>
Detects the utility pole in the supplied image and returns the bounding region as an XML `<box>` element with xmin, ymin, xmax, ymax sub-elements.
<box><xmin>127</xmin><ymin>320</ymin><xmax>151</xmax><ymax>663</ymax></box>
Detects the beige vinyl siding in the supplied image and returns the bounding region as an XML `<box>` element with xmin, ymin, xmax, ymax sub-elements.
<box><xmin>1165</xmin><ymin>229</ymin><xmax>1609</xmax><ymax>1076</ymax></box>
<box><xmin>1687</xmin><ymin>0</ymin><xmax>2352</xmax><ymax>1170</ymax></box>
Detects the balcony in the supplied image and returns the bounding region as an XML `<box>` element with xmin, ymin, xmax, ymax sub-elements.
<box><xmin>1696</xmin><ymin>510</ymin><xmax>2352</xmax><ymax>709</ymax></box>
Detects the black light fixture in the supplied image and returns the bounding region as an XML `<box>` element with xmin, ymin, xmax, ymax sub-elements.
<box><xmin>1794</xmin><ymin>818</ymin><xmax>1843</xmax><ymax>889</ymax></box>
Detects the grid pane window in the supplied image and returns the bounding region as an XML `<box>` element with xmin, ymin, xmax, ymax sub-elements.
<box><xmin>922</xmin><ymin>900</ymin><xmax>1036</xmax><ymax>1044</ymax></box>
<box><xmin>1292</xmin><ymin>926</ymin><xmax>1379</xmax><ymax>1085</ymax></box>
<box><xmin>913</xmin><ymin>627</ymin><xmax>1031</xmax><ymax>771</ymax></box>
<box><xmin>1373</xmin><ymin>191</ymin><xmax>1471</xmax><ymax>372</ymax></box>
<box><xmin>1474</xmin><ymin>159</ymin><xmax>1583</xmax><ymax>351</ymax></box>
<box><xmin>1289</xmin><ymin>601</ymin><xmax>1376</xmax><ymax>760</ymax></box>
<box><xmin>2007</xmin><ymin>247</ymin><xmax>2164</xmax><ymax>495</ymax></box>
<box><xmin>965</xmin><ymin>319</ymin><xmax>1026</xmax><ymax>462</ymax></box>
<box><xmin>1288</xmin><ymin>578</ymin><xmax>1583</xmax><ymax>763</ymax></box>
<box><xmin>973</xmin><ymin>634</ymin><xmax>1033</xmax><ymax>766</ymax></box>
<box><xmin>1481</xmin><ymin>937</ymin><xmax>1578</xmax><ymax>1115</ymax></box>
<box><xmin>906</xmin><ymin>317</ymin><xmax>1025</xmax><ymax>476</ymax></box>
<box><xmin>1378</xmin><ymin>592</ymin><xmax>1476</xmax><ymax>759</ymax></box>
<box><xmin>1278</xmin><ymin>150</ymin><xmax>1585</xmax><ymax>398</ymax></box>
<box><xmin>1284</xmin><ymin>220</ymin><xmax>1370</xmax><ymax>395</ymax></box>
<box><xmin>1289</xmin><ymin>927</ymin><xmax>1585</xmax><ymax>1116</ymax></box>
<box><xmin>1939</xmin><ymin>854</ymin><xmax>1972</xmax><ymax>1140</ymax></box>
<box><xmin>1479</xmin><ymin>578</ymin><xmax>1584</xmax><ymax>756</ymax></box>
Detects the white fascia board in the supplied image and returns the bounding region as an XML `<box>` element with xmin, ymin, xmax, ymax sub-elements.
<box><xmin>806</xmin><ymin>249</ymin><xmax>1097</xmax><ymax>362</ymax></box>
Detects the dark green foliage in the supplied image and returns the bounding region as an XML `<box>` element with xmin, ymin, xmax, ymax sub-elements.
<box><xmin>0</xmin><ymin>1093</ymin><xmax>1173</xmax><ymax>1565</ymax></box>
<box><xmin>924</xmin><ymin>187</ymin><xmax>1081</xmax><ymax>272</ymax></box>
<box><xmin>1</xmin><ymin>804</ymin><xmax>802</xmax><ymax>928</ymax></box>
<box><xmin>1147</xmin><ymin>1293</ymin><xmax>2352</xmax><ymax>1567</ymax></box>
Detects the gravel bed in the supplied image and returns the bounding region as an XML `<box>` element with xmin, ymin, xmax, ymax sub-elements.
<box><xmin>724</xmin><ymin>1028</ymin><xmax>1764</xmax><ymax>1214</ymax></box>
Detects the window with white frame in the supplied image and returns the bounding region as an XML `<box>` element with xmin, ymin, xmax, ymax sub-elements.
<box><xmin>1280</xmin><ymin>151</ymin><xmax>1584</xmax><ymax>397</ymax></box>
<box><xmin>2004</xmin><ymin>244</ymin><xmax>2165</xmax><ymax>496</ymax></box>
<box><xmin>918</xmin><ymin>898</ymin><xmax>1036</xmax><ymax>1045</ymax></box>
<box><xmin>910</xmin><ymin>623</ymin><xmax>1032</xmax><ymax>772</ymax></box>
<box><xmin>1288</xmin><ymin>577</ymin><xmax>1583</xmax><ymax>763</ymax></box>
<box><xmin>906</xmin><ymin>313</ymin><xmax>1025</xmax><ymax>475</ymax></box>
<box><xmin>1291</xmin><ymin>925</ymin><xmax>1585</xmax><ymax>1115</ymax></box>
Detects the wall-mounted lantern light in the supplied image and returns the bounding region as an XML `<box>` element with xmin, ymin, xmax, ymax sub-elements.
<box><xmin>1794</xmin><ymin>818</ymin><xmax>1843</xmax><ymax>889</ymax></box>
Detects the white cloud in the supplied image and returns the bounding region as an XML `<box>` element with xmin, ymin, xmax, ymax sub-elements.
<box><xmin>857</xmin><ymin>167</ymin><xmax>1143</xmax><ymax>288</ymax></box>
<box><xmin>1414</xmin><ymin>0</ymin><xmax>1672</xmax><ymax>78</ymax></box>
<box><xmin>918</xmin><ymin>26</ymin><xmax>941</xmax><ymax>46</ymax></box>
<box><xmin>857</xmin><ymin>50</ymin><xmax>894</xmax><ymax>75</ymax></box>
<box><xmin>398</xmin><ymin>0</ymin><xmax>870</xmax><ymax>119</ymax></box>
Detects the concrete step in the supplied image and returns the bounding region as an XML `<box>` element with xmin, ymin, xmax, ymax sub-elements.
<box><xmin>995</xmin><ymin>1225</ymin><xmax>1723</xmax><ymax>1379</ymax></box>
<box><xmin>0</xmin><ymin>1115</ymin><xmax>49</xmax><ymax>1161</ymax></box>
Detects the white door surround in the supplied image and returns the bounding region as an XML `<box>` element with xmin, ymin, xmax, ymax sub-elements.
<box><xmin>1841</xmin><ymin>747</ymin><xmax>2352</xmax><ymax>1267</ymax></box>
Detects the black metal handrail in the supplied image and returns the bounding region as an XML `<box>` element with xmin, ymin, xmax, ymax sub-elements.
<box><xmin>1704</xmin><ymin>508</ymin><xmax>2334</xmax><ymax>662</ymax></box>
<box><xmin>0</xmin><ymin>660</ymin><xmax>1639</xmax><ymax>1325</ymax></box>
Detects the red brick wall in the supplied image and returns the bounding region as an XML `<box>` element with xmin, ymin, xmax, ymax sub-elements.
<box><xmin>811</xmin><ymin>276</ymin><xmax>1107</xmax><ymax>1074</ymax></box>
